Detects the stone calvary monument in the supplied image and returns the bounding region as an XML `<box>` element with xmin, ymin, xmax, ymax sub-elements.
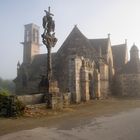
<box><xmin>39</xmin><ymin>7</ymin><xmax>60</xmax><ymax>108</ymax></box>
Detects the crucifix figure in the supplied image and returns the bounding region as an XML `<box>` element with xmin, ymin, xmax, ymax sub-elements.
<box><xmin>41</xmin><ymin>7</ymin><xmax>57</xmax><ymax>93</ymax></box>
<box><xmin>42</xmin><ymin>7</ymin><xmax>55</xmax><ymax>36</ymax></box>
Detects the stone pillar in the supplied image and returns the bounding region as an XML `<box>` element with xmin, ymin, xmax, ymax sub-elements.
<box><xmin>96</xmin><ymin>71</ymin><xmax>101</xmax><ymax>99</ymax></box>
<box><xmin>94</xmin><ymin>69</ymin><xmax>101</xmax><ymax>99</ymax></box>
<box><xmin>81</xmin><ymin>66</ymin><xmax>90</xmax><ymax>101</ymax></box>
<box><xmin>68</xmin><ymin>55</ymin><xmax>82</xmax><ymax>103</ymax></box>
<box><xmin>45</xmin><ymin>80</ymin><xmax>61</xmax><ymax>109</ymax></box>
<box><xmin>99</xmin><ymin>62</ymin><xmax>110</xmax><ymax>98</ymax></box>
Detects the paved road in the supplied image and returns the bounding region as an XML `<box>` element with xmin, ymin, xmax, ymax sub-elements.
<box><xmin>1</xmin><ymin>108</ymin><xmax>140</xmax><ymax>140</ymax></box>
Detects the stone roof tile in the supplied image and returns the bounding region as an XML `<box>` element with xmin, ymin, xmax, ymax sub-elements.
<box><xmin>89</xmin><ymin>38</ymin><xmax>109</xmax><ymax>55</ymax></box>
<box><xmin>112</xmin><ymin>44</ymin><xmax>128</xmax><ymax>71</ymax></box>
<box><xmin>57</xmin><ymin>26</ymin><xmax>97</xmax><ymax>61</ymax></box>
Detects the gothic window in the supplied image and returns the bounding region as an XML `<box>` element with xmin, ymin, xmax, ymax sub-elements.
<box><xmin>33</xmin><ymin>29</ymin><xmax>39</xmax><ymax>43</ymax></box>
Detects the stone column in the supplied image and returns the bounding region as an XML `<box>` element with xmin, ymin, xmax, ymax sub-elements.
<box><xmin>94</xmin><ymin>69</ymin><xmax>101</xmax><ymax>99</ymax></box>
<box><xmin>68</xmin><ymin>55</ymin><xmax>82</xmax><ymax>103</ymax></box>
<box><xmin>81</xmin><ymin>67</ymin><xmax>90</xmax><ymax>101</ymax></box>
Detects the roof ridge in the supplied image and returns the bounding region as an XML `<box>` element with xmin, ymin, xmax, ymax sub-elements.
<box><xmin>112</xmin><ymin>43</ymin><xmax>126</xmax><ymax>47</ymax></box>
<box><xmin>89</xmin><ymin>38</ymin><xmax>108</xmax><ymax>40</ymax></box>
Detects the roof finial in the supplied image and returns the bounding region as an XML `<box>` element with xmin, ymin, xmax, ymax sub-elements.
<box><xmin>108</xmin><ymin>33</ymin><xmax>110</xmax><ymax>39</ymax></box>
<box><xmin>133</xmin><ymin>42</ymin><xmax>135</xmax><ymax>46</ymax></box>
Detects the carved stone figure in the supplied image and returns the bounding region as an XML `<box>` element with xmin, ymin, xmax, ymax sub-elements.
<box><xmin>42</xmin><ymin>7</ymin><xmax>57</xmax><ymax>48</ymax></box>
<box><xmin>42</xmin><ymin>9</ymin><xmax>55</xmax><ymax>36</ymax></box>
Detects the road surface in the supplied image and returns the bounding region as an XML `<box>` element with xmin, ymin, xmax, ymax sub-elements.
<box><xmin>1</xmin><ymin>108</ymin><xmax>140</xmax><ymax>140</ymax></box>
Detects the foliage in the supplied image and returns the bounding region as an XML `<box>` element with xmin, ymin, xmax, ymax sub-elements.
<box><xmin>0</xmin><ymin>89</ymin><xmax>10</xmax><ymax>96</ymax></box>
<box><xmin>0</xmin><ymin>93</ymin><xmax>25</xmax><ymax>117</ymax></box>
<box><xmin>0</xmin><ymin>78</ymin><xmax>15</xmax><ymax>94</ymax></box>
<box><xmin>15</xmin><ymin>99</ymin><xmax>25</xmax><ymax>116</ymax></box>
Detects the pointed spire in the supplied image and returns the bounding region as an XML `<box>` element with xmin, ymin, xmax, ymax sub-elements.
<box><xmin>69</xmin><ymin>24</ymin><xmax>85</xmax><ymax>38</ymax></box>
<box><xmin>73</xmin><ymin>24</ymin><xmax>79</xmax><ymax>31</ymax></box>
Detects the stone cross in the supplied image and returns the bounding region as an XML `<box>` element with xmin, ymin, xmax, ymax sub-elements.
<box><xmin>48</xmin><ymin>6</ymin><xmax>50</xmax><ymax>13</ymax></box>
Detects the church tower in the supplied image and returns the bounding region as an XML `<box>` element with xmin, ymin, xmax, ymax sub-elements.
<box><xmin>23</xmin><ymin>23</ymin><xmax>40</xmax><ymax>64</ymax></box>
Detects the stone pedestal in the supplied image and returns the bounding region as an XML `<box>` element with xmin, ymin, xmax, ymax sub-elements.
<box><xmin>48</xmin><ymin>80</ymin><xmax>59</xmax><ymax>94</ymax></box>
<box><xmin>63</xmin><ymin>92</ymin><xmax>71</xmax><ymax>107</ymax></box>
<box><xmin>45</xmin><ymin>80</ymin><xmax>63</xmax><ymax>109</ymax></box>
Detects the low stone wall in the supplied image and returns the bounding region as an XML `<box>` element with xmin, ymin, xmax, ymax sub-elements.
<box><xmin>115</xmin><ymin>74</ymin><xmax>140</xmax><ymax>96</ymax></box>
<box><xmin>17</xmin><ymin>93</ymin><xmax>71</xmax><ymax>109</ymax></box>
<box><xmin>17</xmin><ymin>94</ymin><xmax>44</xmax><ymax>105</ymax></box>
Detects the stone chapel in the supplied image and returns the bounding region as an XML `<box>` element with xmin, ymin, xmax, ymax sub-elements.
<box><xmin>14</xmin><ymin>23</ymin><xmax>140</xmax><ymax>102</ymax></box>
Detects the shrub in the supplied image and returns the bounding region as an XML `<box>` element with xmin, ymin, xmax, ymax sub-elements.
<box><xmin>0</xmin><ymin>91</ymin><xmax>25</xmax><ymax>117</ymax></box>
<box><xmin>0</xmin><ymin>89</ymin><xmax>10</xmax><ymax>96</ymax></box>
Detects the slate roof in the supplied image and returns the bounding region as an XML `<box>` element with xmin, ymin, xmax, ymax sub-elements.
<box><xmin>32</xmin><ymin>54</ymin><xmax>47</xmax><ymax>67</ymax></box>
<box><xmin>57</xmin><ymin>25</ymin><xmax>97</xmax><ymax>61</ymax></box>
<box><xmin>111</xmin><ymin>44</ymin><xmax>128</xmax><ymax>71</ymax></box>
<box><xmin>89</xmin><ymin>38</ymin><xmax>109</xmax><ymax>55</ymax></box>
<box><xmin>32</xmin><ymin>53</ymin><xmax>56</xmax><ymax>67</ymax></box>
<box><xmin>29</xmin><ymin>53</ymin><xmax>56</xmax><ymax>79</ymax></box>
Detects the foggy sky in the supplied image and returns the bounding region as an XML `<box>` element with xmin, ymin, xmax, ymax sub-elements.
<box><xmin>0</xmin><ymin>0</ymin><xmax>140</xmax><ymax>79</ymax></box>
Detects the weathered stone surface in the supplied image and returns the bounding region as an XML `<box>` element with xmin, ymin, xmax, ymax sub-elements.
<box><xmin>115</xmin><ymin>74</ymin><xmax>140</xmax><ymax>96</ymax></box>
<box><xmin>17</xmin><ymin>94</ymin><xmax>44</xmax><ymax>105</ymax></box>
<box><xmin>63</xmin><ymin>92</ymin><xmax>71</xmax><ymax>107</ymax></box>
<box><xmin>114</xmin><ymin>44</ymin><xmax>140</xmax><ymax>97</ymax></box>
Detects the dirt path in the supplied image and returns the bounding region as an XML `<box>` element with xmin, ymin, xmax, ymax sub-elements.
<box><xmin>1</xmin><ymin>107</ymin><xmax>140</xmax><ymax>140</ymax></box>
<box><xmin>1</xmin><ymin>98</ymin><xmax>140</xmax><ymax>136</ymax></box>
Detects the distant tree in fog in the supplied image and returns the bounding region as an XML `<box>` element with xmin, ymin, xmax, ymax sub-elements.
<box><xmin>0</xmin><ymin>78</ymin><xmax>15</xmax><ymax>94</ymax></box>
